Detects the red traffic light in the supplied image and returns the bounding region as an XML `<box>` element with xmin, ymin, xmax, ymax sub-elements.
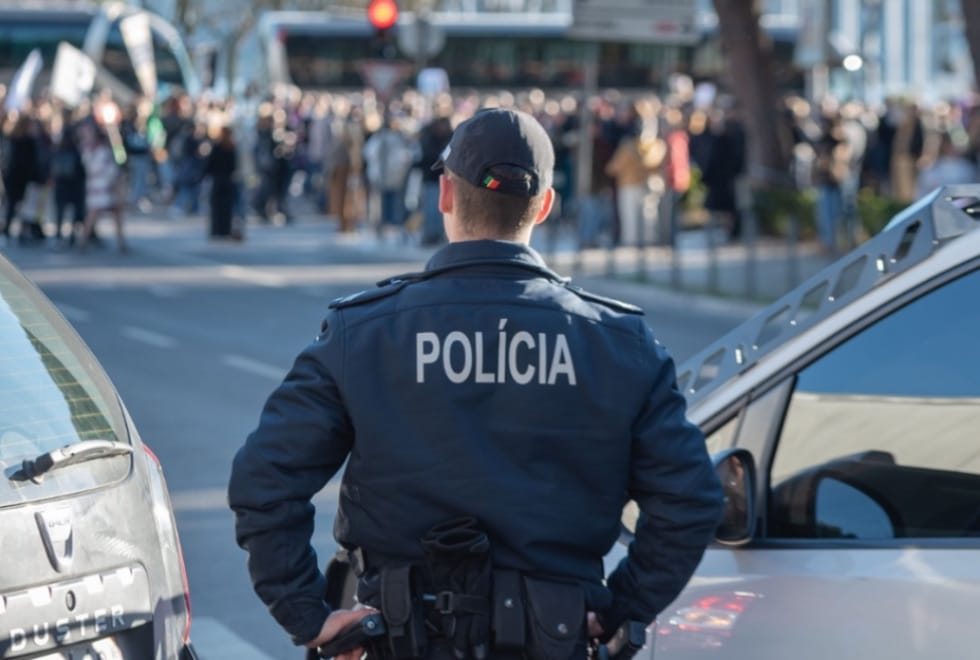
<box><xmin>367</xmin><ymin>0</ymin><xmax>398</xmax><ymax>31</ymax></box>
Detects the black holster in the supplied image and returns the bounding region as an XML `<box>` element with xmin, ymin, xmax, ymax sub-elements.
<box><xmin>380</xmin><ymin>565</ymin><xmax>428</xmax><ymax>659</ymax></box>
<box><xmin>421</xmin><ymin>517</ymin><xmax>493</xmax><ymax>659</ymax></box>
<box><xmin>325</xmin><ymin>549</ymin><xmax>356</xmax><ymax>610</ymax></box>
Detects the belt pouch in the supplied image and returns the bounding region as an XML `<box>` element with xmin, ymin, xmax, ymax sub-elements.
<box><xmin>522</xmin><ymin>577</ymin><xmax>587</xmax><ymax>660</ymax></box>
<box><xmin>324</xmin><ymin>549</ymin><xmax>353</xmax><ymax>610</ymax></box>
<box><xmin>381</xmin><ymin>565</ymin><xmax>428</xmax><ymax>659</ymax></box>
<box><xmin>491</xmin><ymin>569</ymin><xmax>525</xmax><ymax>650</ymax></box>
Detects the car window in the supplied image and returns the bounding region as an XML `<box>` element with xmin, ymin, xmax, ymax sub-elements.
<box><xmin>705</xmin><ymin>415</ymin><xmax>739</xmax><ymax>455</ymax></box>
<box><xmin>0</xmin><ymin>260</ymin><xmax>129</xmax><ymax>506</ymax></box>
<box><xmin>769</xmin><ymin>266</ymin><xmax>980</xmax><ymax>539</ymax></box>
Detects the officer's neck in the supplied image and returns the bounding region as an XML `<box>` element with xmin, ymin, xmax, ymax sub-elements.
<box><xmin>446</xmin><ymin>221</ymin><xmax>533</xmax><ymax>245</ymax></box>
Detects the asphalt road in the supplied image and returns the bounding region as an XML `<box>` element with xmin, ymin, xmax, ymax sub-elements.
<box><xmin>1</xmin><ymin>213</ymin><xmax>757</xmax><ymax>659</ymax></box>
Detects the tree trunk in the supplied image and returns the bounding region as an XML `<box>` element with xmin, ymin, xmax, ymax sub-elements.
<box><xmin>961</xmin><ymin>0</ymin><xmax>980</xmax><ymax>94</ymax></box>
<box><xmin>711</xmin><ymin>0</ymin><xmax>790</xmax><ymax>186</ymax></box>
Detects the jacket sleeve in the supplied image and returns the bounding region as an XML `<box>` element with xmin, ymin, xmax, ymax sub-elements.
<box><xmin>602</xmin><ymin>323</ymin><xmax>724</xmax><ymax>634</ymax></box>
<box><xmin>228</xmin><ymin>311</ymin><xmax>353</xmax><ymax>646</ymax></box>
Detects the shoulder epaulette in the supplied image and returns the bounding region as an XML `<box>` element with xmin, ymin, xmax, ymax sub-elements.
<box><xmin>328</xmin><ymin>270</ymin><xmax>429</xmax><ymax>310</ymax></box>
<box><xmin>328</xmin><ymin>279</ymin><xmax>408</xmax><ymax>310</ymax></box>
<box><xmin>563</xmin><ymin>283</ymin><xmax>644</xmax><ymax>315</ymax></box>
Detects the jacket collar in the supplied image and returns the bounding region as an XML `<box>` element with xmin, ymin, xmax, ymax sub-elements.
<box><xmin>425</xmin><ymin>240</ymin><xmax>563</xmax><ymax>279</ymax></box>
<box><xmin>377</xmin><ymin>240</ymin><xmax>568</xmax><ymax>287</ymax></box>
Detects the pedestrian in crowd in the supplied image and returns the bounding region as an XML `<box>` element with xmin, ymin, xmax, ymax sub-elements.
<box><xmin>416</xmin><ymin>114</ymin><xmax>452</xmax><ymax>245</ymax></box>
<box><xmin>362</xmin><ymin>114</ymin><xmax>413</xmax><ymax>237</ymax></box>
<box><xmin>916</xmin><ymin>132</ymin><xmax>977</xmax><ymax>198</ymax></box>
<box><xmin>78</xmin><ymin>123</ymin><xmax>127</xmax><ymax>253</ymax></box>
<box><xmin>605</xmin><ymin>128</ymin><xmax>651</xmax><ymax>247</ymax></box>
<box><xmin>17</xmin><ymin>112</ymin><xmax>52</xmax><ymax>245</ymax></box>
<box><xmin>159</xmin><ymin>94</ymin><xmax>192</xmax><ymax>204</ymax></box>
<box><xmin>121</xmin><ymin>102</ymin><xmax>154</xmax><ymax>212</ymax></box>
<box><xmin>49</xmin><ymin>113</ymin><xmax>86</xmax><ymax>247</ymax></box>
<box><xmin>1</xmin><ymin>114</ymin><xmax>37</xmax><ymax>242</ymax></box>
<box><xmin>252</xmin><ymin>107</ymin><xmax>294</xmax><ymax>223</ymax></box>
<box><xmin>328</xmin><ymin>123</ymin><xmax>355</xmax><ymax>233</ymax></box>
<box><xmin>700</xmin><ymin>107</ymin><xmax>746</xmax><ymax>242</ymax></box>
<box><xmin>173</xmin><ymin>122</ymin><xmax>207</xmax><ymax>216</ymax></box>
<box><xmin>661</xmin><ymin>106</ymin><xmax>691</xmax><ymax>248</ymax></box>
<box><xmin>890</xmin><ymin>101</ymin><xmax>925</xmax><ymax>203</ymax></box>
<box><xmin>813</xmin><ymin>114</ymin><xmax>851</xmax><ymax>255</ymax></box>
<box><xmin>550</xmin><ymin>98</ymin><xmax>579</xmax><ymax>223</ymax></box>
<box><xmin>577</xmin><ymin>106</ymin><xmax>615</xmax><ymax>248</ymax></box>
<box><xmin>206</xmin><ymin>125</ymin><xmax>241</xmax><ymax>240</ymax></box>
<box><xmin>228</xmin><ymin>107</ymin><xmax>723</xmax><ymax>659</ymax></box>
<box><xmin>306</xmin><ymin>96</ymin><xmax>335</xmax><ymax>214</ymax></box>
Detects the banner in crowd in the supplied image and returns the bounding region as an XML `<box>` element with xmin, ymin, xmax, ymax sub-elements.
<box><xmin>51</xmin><ymin>42</ymin><xmax>97</xmax><ymax>108</ymax></box>
<box><xmin>120</xmin><ymin>12</ymin><xmax>158</xmax><ymax>100</ymax></box>
<box><xmin>4</xmin><ymin>49</ymin><xmax>42</xmax><ymax>111</ymax></box>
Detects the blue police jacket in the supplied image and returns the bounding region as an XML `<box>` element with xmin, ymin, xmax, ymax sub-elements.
<box><xmin>229</xmin><ymin>240</ymin><xmax>724</xmax><ymax>646</ymax></box>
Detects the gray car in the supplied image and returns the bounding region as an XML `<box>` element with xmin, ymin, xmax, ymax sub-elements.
<box><xmin>0</xmin><ymin>254</ymin><xmax>197</xmax><ymax>659</ymax></box>
<box><xmin>610</xmin><ymin>185</ymin><xmax>980</xmax><ymax>659</ymax></box>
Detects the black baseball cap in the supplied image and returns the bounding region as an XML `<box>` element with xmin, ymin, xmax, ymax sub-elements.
<box><xmin>432</xmin><ymin>108</ymin><xmax>554</xmax><ymax>198</ymax></box>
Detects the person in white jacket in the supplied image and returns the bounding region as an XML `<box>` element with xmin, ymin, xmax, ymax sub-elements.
<box><xmin>363</xmin><ymin>116</ymin><xmax>414</xmax><ymax>234</ymax></box>
<box><xmin>78</xmin><ymin>123</ymin><xmax>126</xmax><ymax>253</ymax></box>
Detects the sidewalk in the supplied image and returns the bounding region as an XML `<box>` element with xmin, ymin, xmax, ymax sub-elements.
<box><xmin>1</xmin><ymin>205</ymin><xmax>837</xmax><ymax>314</ymax></box>
<box><xmin>535</xmin><ymin>225</ymin><xmax>836</xmax><ymax>304</ymax></box>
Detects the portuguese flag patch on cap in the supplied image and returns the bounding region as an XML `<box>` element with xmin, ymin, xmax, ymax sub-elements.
<box><xmin>482</xmin><ymin>175</ymin><xmax>500</xmax><ymax>190</ymax></box>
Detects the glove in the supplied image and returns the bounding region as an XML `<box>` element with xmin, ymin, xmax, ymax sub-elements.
<box><xmin>421</xmin><ymin>517</ymin><xmax>492</xmax><ymax>659</ymax></box>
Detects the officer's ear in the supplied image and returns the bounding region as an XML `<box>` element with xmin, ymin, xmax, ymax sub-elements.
<box><xmin>532</xmin><ymin>187</ymin><xmax>555</xmax><ymax>226</ymax></box>
<box><xmin>439</xmin><ymin>174</ymin><xmax>454</xmax><ymax>215</ymax></box>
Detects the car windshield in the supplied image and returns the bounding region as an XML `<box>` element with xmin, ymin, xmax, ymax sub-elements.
<box><xmin>0</xmin><ymin>258</ymin><xmax>130</xmax><ymax>505</ymax></box>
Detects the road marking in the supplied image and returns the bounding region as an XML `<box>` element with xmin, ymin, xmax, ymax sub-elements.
<box><xmin>121</xmin><ymin>326</ymin><xmax>178</xmax><ymax>349</ymax></box>
<box><xmin>303</xmin><ymin>287</ymin><xmax>330</xmax><ymax>299</ymax></box>
<box><xmin>221</xmin><ymin>354</ymin><xmax>285</xmax><ymax>380</ymax></box>
<box><xmin>149</xmin><ymin>285</ymin><xmax>182</xmax><ymax>298</ymax></box>
<box><xmin>190</xmin><ymin>617</ymin><xmax>275</xmax><ymax>660</ymax></box>
<box><xmin>219</xmin><ymin>265</ymin><xmax>288</xmax><ymax>288</ymax></box>
<box><xmin>55</xmin><ymin>303</ymin><xmax>91</xmax><ymax>323</ymax></box>
<box><xmin>172</xmin><ymin>483</ymin><xmax>340</xmax><ymax>513</ymax></box>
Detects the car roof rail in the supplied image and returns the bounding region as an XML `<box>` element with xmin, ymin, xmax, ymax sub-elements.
<box><xmin>676</xmin><ymin>185</ymin><xmax>980</xmax><ymax>408</ymax></box>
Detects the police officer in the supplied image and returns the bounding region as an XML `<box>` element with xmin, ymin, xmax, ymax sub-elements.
<box><xmin>228</xmin><ymin>108</ymin><xmax>724</xmax><ymax>659</ymax></box>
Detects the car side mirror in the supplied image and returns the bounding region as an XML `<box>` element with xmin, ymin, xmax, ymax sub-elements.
<box><xmin>813</xmin><ymin>476</ymin><xmax>895</xmax><ymax>539</ymax></box>
<box><xmin>714</xmin><ymin>448</ymin><xmax>757</xmax><ymax>546</ymax></box>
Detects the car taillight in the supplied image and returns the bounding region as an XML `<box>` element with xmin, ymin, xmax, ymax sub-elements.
<box><xmin>143</xmin><ymin>443</ymin><xmax>193</xmax><ymax>645</ymax></box>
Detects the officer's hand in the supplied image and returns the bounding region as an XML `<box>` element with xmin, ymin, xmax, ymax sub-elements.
<box><xmin>587</xmin><ymin>611</ymin><xmax>605</xmax><ymax>638</ymax></box>
<box><xmin>305</xmin><ymin>607</ymin><xmax>376</xmax><ymax>660</ymax></box>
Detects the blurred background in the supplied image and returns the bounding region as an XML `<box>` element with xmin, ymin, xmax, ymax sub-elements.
<box><xmin>1</xmin><ymin>0</ymin><xmax>979</xmax><ymax>298</ymax></box>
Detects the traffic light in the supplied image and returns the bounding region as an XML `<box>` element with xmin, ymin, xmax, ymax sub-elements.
<box><xmin>367</xmin><ymin>0</ymin><xmax>398</xmax><ymax>58</ymax></box>
<box><xmin>367</xmin><ymin>0</ymin><xmax>398</xmax><ymax>31</ymax></box>
<box><xmin>368</xmin><ymin>0</ymin><xmax>398</xmax><ymax>40</ymax></box>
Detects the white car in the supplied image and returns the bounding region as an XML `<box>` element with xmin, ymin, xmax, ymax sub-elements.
<box><xmin>0</xmin><ymin>252</ymin><xmax>197</xmax><ymax>659</ymax></box>
<box><xmin>613</xmin><ymin>185</ymin><xmax>980</xmax><ymax>659</ymax></box>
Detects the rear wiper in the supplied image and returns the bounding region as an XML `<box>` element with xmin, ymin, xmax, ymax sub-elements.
<box><xmin>10</xmin><ymin>439</ymin><xmax>133</xmax><ymax>483</ymax></box>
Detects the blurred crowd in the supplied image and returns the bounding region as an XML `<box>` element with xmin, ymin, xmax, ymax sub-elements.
<box><xmin>1</xmin><ymin>79</ymin><xmax>979</xmax><ymax>255</ymax></box>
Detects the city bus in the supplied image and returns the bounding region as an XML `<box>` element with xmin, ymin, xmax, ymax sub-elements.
<box><xmin>255</xmin><ymin>10</ymin><xmax>692</xmax><ymax>94</ymax></box>
<box><xmin>0</xmin><ymin>2</ymin><xmax>200</xmax><ymax>99</ymax></box>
